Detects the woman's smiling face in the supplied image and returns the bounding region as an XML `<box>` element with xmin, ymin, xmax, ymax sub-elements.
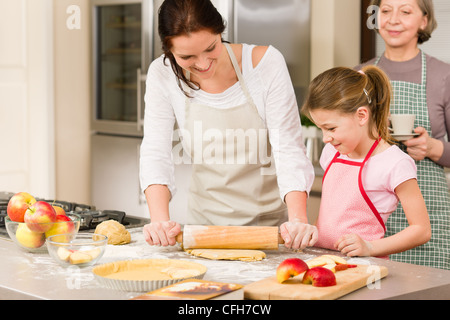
<box><xmin>377</xmin><ymin>0</ymin><xmax>428</xmax><ymax>49</ymax></box>
<box><xmin>170</xmin><ymin>30</ymin><xmax>223</xmax><ymax>80</ymax></box>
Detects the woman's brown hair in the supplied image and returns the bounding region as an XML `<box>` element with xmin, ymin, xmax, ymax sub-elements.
<box><xmin>370</xmin><ymin>0</ymin><xmax>437</xmax><ymax>44</ymax></box>
<box><xmin>302</xmin><ymin>66</ymin><xmax>394</xmax><ymax>144</ymax></box>
<box><xmin>158</xmin><ymin>0</ymin><xmax>226</xmax><ymax>95</ymax></box>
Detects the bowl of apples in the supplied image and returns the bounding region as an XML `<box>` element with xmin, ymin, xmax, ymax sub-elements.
<box><xmin>5</xmin><ymin>192</ymin><xmax>81</xmax><ymax>253</ymax></box>
<box><xmin>46</xmin><ymin>233</ymin><xmax>107</xmax><ymax>267</ymax></box>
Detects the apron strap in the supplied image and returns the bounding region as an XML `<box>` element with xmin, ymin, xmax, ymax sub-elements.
<box><xmin>223</xmin><ymin>43</ymin><xmax>254</xmax><ymax>106</ymax></box>
<box><xmin>359</xmin><ymin>138</ymin><xmax>386</xmax><ymax>231</ymax></box>
<box><xmin>185</xmin><ymin>43</ymin><xmax>256</xmax><ymax>109</ymax></box>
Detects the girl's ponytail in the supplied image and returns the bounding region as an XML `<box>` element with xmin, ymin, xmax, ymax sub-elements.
<box><xmin>361</xmin><ymin>65</ymin><xmax>393</xmax><ymax>143</ymax></box>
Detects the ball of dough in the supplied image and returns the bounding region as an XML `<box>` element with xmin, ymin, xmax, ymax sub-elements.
<box><xmin>94</xmin><ymin>220</ymin><xmax>131</xmax><ymax>245</ymax></box>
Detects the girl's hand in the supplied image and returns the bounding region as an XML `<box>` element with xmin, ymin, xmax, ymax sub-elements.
<box><xmin>334</xmin><ymin>233</ymin><xmax>372</xmax><ymax>257</ymax></box>
<box><xmin>143</xmin><ymin>220</ymin><xmax>181</xmax><ymax>246</ymax></box>
<box><xmin>280</xmin><ymin>220</ymin><xmax>318</xmax><ymax>250</ymax></box>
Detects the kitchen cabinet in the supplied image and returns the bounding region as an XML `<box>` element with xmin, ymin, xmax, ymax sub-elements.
<box><xmin>91</xmin><ymin>134</ymin><xmax>148</xmax><ymax>217</ymax></box>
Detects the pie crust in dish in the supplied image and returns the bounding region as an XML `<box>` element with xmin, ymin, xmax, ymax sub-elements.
<box><xmin>92</xmin><ymin>259</ymin><xmax>207</xmax><ymax>292</ymax></box>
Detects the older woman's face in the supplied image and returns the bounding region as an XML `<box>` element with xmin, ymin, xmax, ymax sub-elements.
<box><xmin>378</xmin><ymin>0</ymin><xmax>428</xmax><ymax>49</ymax></box>
<box><xmin>170</xmin><ymin>30</ymin><xmax>223</xmax><ymax>80</ymax></box>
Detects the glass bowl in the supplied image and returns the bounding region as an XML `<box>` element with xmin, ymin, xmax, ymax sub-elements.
<box><xmin>46</xmin><ymin>233</ymin><xmax>108</xmax><ymax>267</ymax></box>
<box><xmin>5</xmin><ymin>213</ymin><xmax>81</xmax><ymax>253</ymax></box>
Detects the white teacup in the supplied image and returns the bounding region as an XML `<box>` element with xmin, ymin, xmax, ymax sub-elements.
<box><xmin>390</xmin><ymin>114</ymin><xmax>416</xmax><ymax>135</ymax></box>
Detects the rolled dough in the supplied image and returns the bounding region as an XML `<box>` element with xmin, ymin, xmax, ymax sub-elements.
<box><xmin>186</xmin><ymin>249</ymin><xmax>266</xmax><ymax>262</ymax></box>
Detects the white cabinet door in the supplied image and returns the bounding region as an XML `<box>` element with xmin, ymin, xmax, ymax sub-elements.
<box><xmin>0</xmin><ymin>0</ymin><xmax>54</xmax><ymax>197</ymax></box>
<box><xmin>91</xmin><ymin>134</ymin><xmax>148</xmax><ymax>218</ymax></box>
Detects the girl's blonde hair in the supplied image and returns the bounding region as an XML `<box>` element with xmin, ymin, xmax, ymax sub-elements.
<box><xmin>302</xmin><ymin>65</ymin><xmax>393</xmax><ymax>144</ymax></box>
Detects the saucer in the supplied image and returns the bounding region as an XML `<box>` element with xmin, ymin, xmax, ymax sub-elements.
<box><xmin>391</xmin><ymin>133</ymin><xmax>419</xmax><ymax>141</ymax></box>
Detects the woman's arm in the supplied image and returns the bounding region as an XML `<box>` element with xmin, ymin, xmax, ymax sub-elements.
<box><xmin>280</xmin><ymin>191</ymin><xmax>319</xmax><ymax>249</ymax></box>
<box><xmin>142</xmin><ymin>185</ymin><xmax>181</xmax><ymax>246</ymax></box>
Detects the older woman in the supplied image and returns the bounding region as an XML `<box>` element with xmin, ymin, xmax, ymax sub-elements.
<box><xmin>359</xmin><ymin>0</ymin><xmax>450</xmax><ymax>269</ymax></box>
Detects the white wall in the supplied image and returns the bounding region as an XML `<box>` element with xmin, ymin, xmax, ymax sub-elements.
<box><xmin>311</xmin><ymin>0</ymin><xmax>361</xmax><ymax>79</ymax></box>
<box><xmin>53</xmin><ymin>0</ymin><xmax>91</xmax><ymax>204</ymax></box>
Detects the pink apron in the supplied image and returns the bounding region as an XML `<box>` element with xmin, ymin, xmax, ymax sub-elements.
<box><xmin>315</xmin><ymin>139</ymin><xmax>386</xmax><ymax>250</ymax></box>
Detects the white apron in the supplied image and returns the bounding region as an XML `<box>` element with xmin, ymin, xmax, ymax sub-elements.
<box><xmin>182</xmin><ymin>43</ymin><xmax>287</xmax><ymax>226</ymax></box>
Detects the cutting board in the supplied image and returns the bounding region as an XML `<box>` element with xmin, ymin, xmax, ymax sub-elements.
<box><xmin>244</xmin><ymin>265</ymin><xmax>388</xmax><ymax>300</ymax></box>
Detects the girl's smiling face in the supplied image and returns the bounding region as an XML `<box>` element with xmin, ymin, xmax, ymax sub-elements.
<box><xmin>378</xmin><ymin>0</ymin><xmax>428</xmax><ymax>50</ymax></box>
<box><xmin>170</xmin><ymin>30</ymin><xmax>223</xmax><ymax>81</ymax></box>
<box><xmin>309</xmin><ymin>108</ymin><xmax>369</xmax><ymax>159</ymax></box>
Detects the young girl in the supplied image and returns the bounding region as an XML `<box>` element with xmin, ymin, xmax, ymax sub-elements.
<box><xmin>302</xmin><ymin>66</ymin><xmax>431</xmax><ymax>257</ymax></box>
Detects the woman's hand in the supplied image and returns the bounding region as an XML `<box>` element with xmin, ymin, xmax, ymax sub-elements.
<box><xmin>280</xmin><ymin>220</ymin><xmax>318</xmax><ymax>250</ymax></box>
<box><xmin>403</xmin><ymin>127</ymin><xmax>444</xmax><ymax>162</ymax></box>
<box><xmin>143</xmin><ymin>220</ymin><xmax>181</xmax><ymax>246</ymax></box>
<box><xmin>334</xmin><ymin>233</ymin><xmax>372</xmax><ymax>257</ymax></box>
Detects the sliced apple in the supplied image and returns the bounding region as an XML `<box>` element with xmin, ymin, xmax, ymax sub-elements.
<box><xmin>306</xmin><ymin>256</ymin><xmax>335</xmax><ymax>268</ymax></box>
<box><xmin>57</xmin><ymin>247</ymin><xmax>72</xmax><ymax>262</ymax></box>
<box><xmin>302</xmin><ymin>267</ymin><xmax>337</xmax><ymax>287</ymax></box>
<box><xmin>276</xmin><ymin>258</ymin><xmax>309</xmax><ymax>283</ymax></box>
<box><xmin>84</xmin><ymin>247</ymin><xmax>101</xmax><ymax>259</ymax></box>
<box><xmin>322</xmin><ymin>263</ymin><xmax>337</xmax><ymax>271</ymax></box>
<box><xmin>69</xmin><ymin>251</ymin><xmax>93</xmax><ymax>265</ymax></box>
<box><xmin>321</xmin><ymin>254</ymin><xmax>348</xmax><ymax>265</ymax></box>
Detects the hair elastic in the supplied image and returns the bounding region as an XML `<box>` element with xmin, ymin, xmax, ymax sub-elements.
<box><xmin>358</xmin><ymin>70</ymin><xmax>372</xmax><ymax>104</ymax></box>
<box><xmin>363</xmin><ymin>89</ymin><xmax>372</xmax><ymax>104</ymax></box>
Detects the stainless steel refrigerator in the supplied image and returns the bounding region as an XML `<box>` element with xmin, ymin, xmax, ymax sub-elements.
<box><xmin>90</xmin><ymin>0</ymin><xmax>311</xmax><ymax>220</ymax></box>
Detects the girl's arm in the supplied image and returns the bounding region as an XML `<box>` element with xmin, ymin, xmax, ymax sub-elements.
<box><xmin>364</xmin><ymin>179</ymin><xmax>430</xmax><ymax>257</ymax></box>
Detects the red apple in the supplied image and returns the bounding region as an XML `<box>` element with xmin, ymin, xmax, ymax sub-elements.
<box><xmin>24</xmin><ymin>201</ymin><xmax>57</xmax><ymax>233</ymax></box>
<box><xmin>276</xmin><ymin>258</ymin><xmax>309</xmax><ymax>283</ymax></box>
<box><xmin>302</xmin><ymin>267</ymin><xmax>337</xmax><ymax>287</ymax></box>
<box><xmin>7</xmin><ymin>192</ymin><xmax>36</xmax><ymax>222</ymax></box>
<box><xmin>15</xmin><ymin>223</ymin><xmax>45</xmax><ymax>249</ymax></box>
<box><xmin>52</xmin><ymin>205</ymin><xmax>66</xmax><ymax>216</ymax></box>
<box><xmin>45</xmin><ymin>215</ymin><xmax>75</xmax><ymax>242</ymax></box>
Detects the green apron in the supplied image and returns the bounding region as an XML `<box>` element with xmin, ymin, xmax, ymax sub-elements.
<box><xmin>376</xmin><ymin>52</ymin><xmax>450</xmax><ymax>270</ymax></box>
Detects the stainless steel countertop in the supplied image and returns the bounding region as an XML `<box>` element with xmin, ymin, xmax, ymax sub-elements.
<box><xmin>1</xmin><ymin>227</ymin><xmax>449</xmax><ymax>300</ymax></box>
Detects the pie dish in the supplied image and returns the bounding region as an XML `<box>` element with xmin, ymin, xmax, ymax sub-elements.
<box><xmin>92</xmin><ymin>259</ymin><xmax>207</xmax><ymax>292</ymax></box>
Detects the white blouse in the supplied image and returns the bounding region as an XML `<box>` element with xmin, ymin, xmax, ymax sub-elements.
<box><xmin>139</xmin><ymin>44</ymin><xmax>314</xmax><ymax>200</ymax></box>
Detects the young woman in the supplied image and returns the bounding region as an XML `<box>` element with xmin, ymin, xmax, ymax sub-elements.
<box><xmin>360</xmin><ymin>0</ymin><xmax>450</xmax><ymax>269</ymax></box>
<box><xmin>302</xmin><ymin>66</ymin><xmax>431</xmax><ymax>257</ymax></box>
<box><xmin>139</xmin><ymin>0</ymin><xmax>316</xmax><ymax>249</ymax></box>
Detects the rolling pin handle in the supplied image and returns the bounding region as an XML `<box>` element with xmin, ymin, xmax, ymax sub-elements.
<box><xmin>278</xmin><ymin>233</ymin><xmax>285</xmax><ymax>245</ymax></box>
<box><xmin>175</xmin><ymin>232</ymin><xmax>183</xmax><ymax>244</ymax></box>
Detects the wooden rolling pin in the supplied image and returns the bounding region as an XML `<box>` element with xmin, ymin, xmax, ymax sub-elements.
<box><xmin>176</xmin><ymin>225</ymin><xmax>284</xmax><ymax>250</ymax></box>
